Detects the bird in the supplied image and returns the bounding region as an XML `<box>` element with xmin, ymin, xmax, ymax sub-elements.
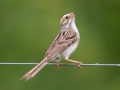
<box><xmin>20</xmin><ymin>12</ymin><xmax>82</xmax><ymax>81</ymax></box>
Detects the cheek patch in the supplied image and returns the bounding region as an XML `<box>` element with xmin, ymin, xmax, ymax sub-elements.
<box><xmin>61</xmin><ymin>20</ymin><xmax>68</xmax><ymax>26</ymax></box>
<box><xmin>61</xmin><ymin>17</ymin><xmax>70</xmax><ymax>26</ymax></box>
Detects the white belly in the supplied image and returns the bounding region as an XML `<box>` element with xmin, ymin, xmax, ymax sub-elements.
<box><xmin>62</xmin><ymin>40</ymin><xmax>79</xmax><ymax>59</ymax></box>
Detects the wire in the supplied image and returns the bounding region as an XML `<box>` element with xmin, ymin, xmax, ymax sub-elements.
<box><xmin>0</xmin><ymin>62</ymin><xmax>120</xmax><ymax>66</ymax></box>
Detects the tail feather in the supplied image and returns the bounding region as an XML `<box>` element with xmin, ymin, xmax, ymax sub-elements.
<box><xmin>20</xmin><ymin>59</ymin><xmax>48</xmax><ymax>81</ymax></box>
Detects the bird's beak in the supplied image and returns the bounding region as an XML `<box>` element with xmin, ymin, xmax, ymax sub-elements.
<box><xmin>70</xmin><ymin>13</ymin><xmax>75</xmax><ymax>18</ymax></box>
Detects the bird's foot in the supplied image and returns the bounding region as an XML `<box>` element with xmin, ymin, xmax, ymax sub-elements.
<box><xmin>55</xmin><ymin>62</ymin><xmax>61</xmax><ymax>68</ymax></box>
<box><xmin>77</xmin><ymin>62</ymin><xmax>83</xmax><ymax>68</ymax></box>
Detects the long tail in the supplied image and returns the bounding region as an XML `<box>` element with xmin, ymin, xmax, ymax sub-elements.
<box><xmin>20</xmin><ymin>59</ymin><xmax>48</xmax><ymax>81</ymax></box>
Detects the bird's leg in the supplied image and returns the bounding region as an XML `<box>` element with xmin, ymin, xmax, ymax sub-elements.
<box><xmin>55</xmin><ymin>61</ymin><xmax>61</xmax><ymax>68</ymax></box>
<box><xmin>64</xmin><ymin>58</ymin><xmax>82</xmax><ymax>68</ymax></box>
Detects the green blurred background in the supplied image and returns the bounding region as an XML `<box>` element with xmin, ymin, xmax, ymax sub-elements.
<box><xmin>0</xmin><ymin>0</ymin><xmax>120</xmax><ymax>90</ymax></box>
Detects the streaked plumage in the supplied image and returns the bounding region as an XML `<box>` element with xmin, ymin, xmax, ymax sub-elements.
<box><xmin>20</xmin><ymin>12</ymin><xmax>81</xmax><ymax>81</ymax></box>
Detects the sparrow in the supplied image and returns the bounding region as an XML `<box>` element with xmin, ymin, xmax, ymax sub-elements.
<box><xmin>20</xmin><ymin>12</ymin><xmax>82</xmax><ymax>81</ymax></box>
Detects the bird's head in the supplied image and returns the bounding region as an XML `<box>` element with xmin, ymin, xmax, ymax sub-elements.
<box><xmin>60</xmin><ymin>12</ymin><xmax>76</xmax><ymax>28</ymax></box>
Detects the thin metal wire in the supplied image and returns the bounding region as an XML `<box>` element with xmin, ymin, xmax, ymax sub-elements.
<box><xmin>0</xmin><ymin>62</ymin><xmax>120</xmax><ymax>66</ymax></box>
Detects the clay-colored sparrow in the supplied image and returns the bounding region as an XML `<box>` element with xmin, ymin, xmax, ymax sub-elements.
<box><xmin>20</xmin><ymin>12</ymin><xmax>82</xmax><ymax>81</ymax></box>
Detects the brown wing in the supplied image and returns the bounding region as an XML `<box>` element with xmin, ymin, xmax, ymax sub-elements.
<box><xmin>45</xmin><ymin>28</ymin><xmax>77</xmax><ymax>59</ymax></box>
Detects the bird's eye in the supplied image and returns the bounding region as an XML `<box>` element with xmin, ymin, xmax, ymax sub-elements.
<box><xmin>65</xmin><ymin>16</ymin><xmax>68</xmax><ymax>19</ymax></box>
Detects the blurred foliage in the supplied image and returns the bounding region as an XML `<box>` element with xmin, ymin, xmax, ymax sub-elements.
<box><xmin>0</xmin><ymin>0</ymin><xmax>120</xmax><ymax>90</ymax></box>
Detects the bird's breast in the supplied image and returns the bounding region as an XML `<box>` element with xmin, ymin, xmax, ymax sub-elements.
<box><xmin>62</xmin><ymin>40</ymin><xmax>79</xmax><ymax>59</ymax></box>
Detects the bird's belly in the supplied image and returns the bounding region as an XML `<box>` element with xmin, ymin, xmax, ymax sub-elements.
<box><xmin>62</xmin><ymin>41</ymin><xmax>79</xmax><ymax>59</ymax></box>
<box><xmin>50</xmin><ymin>54</ymin><xmax>62</xmax><ymax>62</ymax></box>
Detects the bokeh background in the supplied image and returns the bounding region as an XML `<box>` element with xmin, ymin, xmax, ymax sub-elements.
<box><xmin>0</xmin><ymin>0</ymin><xmax>120</xmax><ymax>90</ymax></box>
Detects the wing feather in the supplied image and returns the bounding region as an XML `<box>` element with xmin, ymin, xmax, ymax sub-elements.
<box><xmin>45</xmin><ymin>28</ymin><xmax>77</xmax><ymax>59</ymax></box>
